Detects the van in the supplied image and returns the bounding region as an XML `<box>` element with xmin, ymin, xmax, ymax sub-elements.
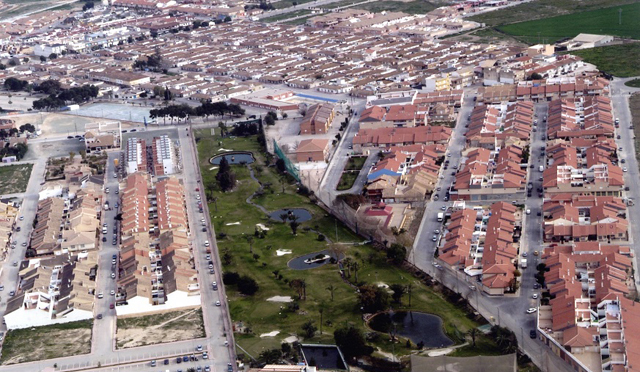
<box><xmin>539</xmin><ymin>165</ymin><xmax>544</xmax><ymax>172</ymax></box>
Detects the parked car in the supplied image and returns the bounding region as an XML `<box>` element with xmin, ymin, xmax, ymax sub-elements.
<box><xmin>526</xmin><ymin>308</ymin><xmax>537</xmax><ymax>314</ymax></box>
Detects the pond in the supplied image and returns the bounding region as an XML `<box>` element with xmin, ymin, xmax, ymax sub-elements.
<box><xmin>288</xmin><ymin>249</ymin><xmax>343</xmax><ymax>270</ymax></box>
<box><xmin>368</xmin><ymin>311</ymin><xmax>453</xmax><ymax>348</ymax></box>
<box><xmin>269</xmin><ymin>208</ymin><xmax>312</xmax><ymax>223</ymax></box>
<box><xmin>210</xmin><ymin>152</ymin><xmax>255</xmax><ymax>165</ymax></box>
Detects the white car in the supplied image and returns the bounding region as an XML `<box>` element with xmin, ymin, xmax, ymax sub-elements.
<box><xmin>110</xmin><ymin>290</ymin><xmax>115</xmax><ymax>295</ymax></box>
<box><xmin>434</xmin><ymin>229</ymin><xmax>440</xmax><ymax>234</ymax></box>
<box><xmin>19</xmin><ymin>216</ymin><xmax>24</xmax><ymax>221</ymax></box>
<box><xmin>623</xmin><ymin>167</ymin><xmax>628</xmax><ymax>172</ymax></box>
<box><xmin>522</xmin><ymin>252</ymin><xmax>528</xmax><ymax>257</ymax></box>
<box><xmin>97</xmin><ymin>293</ymin><xmax>104</xmax><ymax>299</ymax></box>
<box><xmin>432</xmin><ymin>235</ymin><xmax>437</xmax><ymax>242</ymax></box>
<box><xmin>532</xmin><ymin>294</ymin><xmax>538</xmax><ymax>299</ymax></box>
<box><xmin>526</xmin><ymin>308</ymin><xmax>537</xmax><ymax>314</ymax></box>
<box><xmin>204</xmin><ymin>241</ymin><xmax>210</xmax><ymax>247</ymax></box>
<box><xmin>196</xmin><ymin>345</ymin><xmax>203</xmax><ymax>351</ymax></box>
<box><xmin>111</xmin><ymin>272</ymin><xmax>116</xmax><ymax>279</ymax></box>
<box><xmin>215</xmin><ymin>300</ymin><xmax>221</xmax><ymax>307</ymax></box>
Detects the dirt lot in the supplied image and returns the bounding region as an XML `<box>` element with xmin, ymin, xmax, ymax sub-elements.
<box><xmin>116</xmin><ymin>308</ymin><xmax>205</xmax><ymax>349</ymax></box>
<box><xmin>1</xmin><ymin>320</ymin><xmax>92</xmax><ymax>365</ymax></box>
<box><xmin>0</xmin><ymin>163</ymin><xmax>32</xmax><ymax>194</ymax></box>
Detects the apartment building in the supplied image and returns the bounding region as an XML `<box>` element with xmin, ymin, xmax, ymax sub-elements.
<box><xmin>151</xmin><ymin>135</ymin><xmax>176</xmax><ymax>176</ymax></box>
<box><xmin>296</xmin><ymin>139</ymin><xmax>330</xmax><ymax>163</ymax></box>
<box><xmin>31</xmin><ymin>198</ymin><xmax>67</xmax><ymax>256</ymax></box>
<box><xmin>300</xmin><ymin>103</ymin><xmax>335</xmax><ymax>135</ymax></box>
<box><xmin>125</xmin><ymin>137</ymin><xmax>147</xmax><ymax>175</ymax></box>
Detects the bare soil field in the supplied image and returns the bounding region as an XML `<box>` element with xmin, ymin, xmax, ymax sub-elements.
<box><xmin>116</xmin><ymin>308</ymin><xmax>205</xmax><ymax>349</ymax></box>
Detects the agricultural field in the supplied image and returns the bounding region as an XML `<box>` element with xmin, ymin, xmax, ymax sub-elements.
<box><xmin>0</xmin><ymin>0</ymin><xmax>81</xmax><ymax>21</ymax></box>
<box><xmin>195</xmin><ymin>129</ymin><xmax>496</xmax><ymax>361</ymax></box>
<box><xmin>571</xmin><ymin>43</ymin><xmax>640</xmax><ymax>77</ymax></box>
<box><xmin>261</xmin><ymin>9</ymin><xmax>313</xmax><ymax>22</ymax></box>
<box><xmin>469</xmin><ymin>0</ymin><xmax>637</xmax><ymax>28</ymax></box>
<box><xmin>348</xmin><ymin>0</ymin><xmax>438</xmax><ymax>14</ymax></box>
<box><xmin>497</xmin><ymin>2</ymin><xmax>640</xmax><ymax>44</ymax></box>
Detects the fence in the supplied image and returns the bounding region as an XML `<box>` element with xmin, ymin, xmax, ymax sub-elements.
<box><xmin>273</xmin><ymin>139</ymin><xmax>300</xmax><ymax>181</ymax></box>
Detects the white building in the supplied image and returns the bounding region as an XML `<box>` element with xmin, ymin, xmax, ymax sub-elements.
<box><xmin>126</xmin><ymin>137</ymin><xmax>146</xmax><ymax>174</ymax></box>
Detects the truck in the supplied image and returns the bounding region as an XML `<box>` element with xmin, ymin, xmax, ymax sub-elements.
<box><xmin>437</xmin><ymin>212</ymin><xmax>444</xmax><ymax>222</ymax></box>
<box><xmin>539</xmin><ymin>165</ymin><xmax>544</xmax><ymax>172</ymax></box>
<box><xmin>520</xmin><ymin>258</ymin><xmax>528</xmax><ymax>269</ymax></box>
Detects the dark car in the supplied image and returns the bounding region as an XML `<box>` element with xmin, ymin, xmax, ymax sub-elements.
<box><xmin>202</xmin><ymin>227</ymin><xmax>207</xmax><ymax>232</ymax></box>
<box><xmin>183</xmin><ymin>356</ymin><xmax>189</xmax><ymax>362</ymax></box>
<box><xmin>530</xmin><ymin>330</ymin><xmax>537</xmax><ymax>339</ymax></box>
<box><xmin>177</xmin><ymin>357</ymin><xmax>182</xmax><ymax>364</ymax></box>
<box><xmin>67</xmin><ymin>136</ymin><xmax>74</xmax><ymax>139</ymax></box>
<box><xmin>110</xmin><ymin>303</ymin><xmax>115</xmax><ymax>309</ymax></box>
<box><xmin>102</xmin><ymin>237</ymin><xmax>107</xmax><ymax>242</ymax></box>
<box><xmin>97</xmin><ymin>314</ymin><xmax>103</xmax><ymax>319</ymax></box>
<box><xmin>15</xmin><ymin>226</ymin><xmax>20</xmax><ymax>232</ymax></box>
<box><xmin>164</xmin><ymin>359</ymin><xmax>169</xmax><ymax>365</ymax></box>
<box><xmin>130</xmin><ymin>129</ymin><xmax>137</xmax><ymax>132</ymax></box>
<box><xmin>533</xmin><ymin>283</ymin><xmax>540</xmax><ymax>289</ymax></box>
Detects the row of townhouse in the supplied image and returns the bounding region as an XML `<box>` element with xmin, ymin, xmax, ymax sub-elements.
<box><xmin>449</xmin><ymin>102</ymin><xmax>534</xmax><ymax>201</ymax></box>
<box><xmin>117</xmin><ymin>173</ymin><xmax>197</xmax><ymax>307</ymax></box>
<box><xmin>353</xmin><ymin>125</ymin><xmax>452</xmax><ymax>152</ymax></box>
<box><xmin>437</xmin><ymin>202</ymin><xmax>521</xmax><ymax>295</ymax></box>
<box><xmin>535</xmin><ymin>242</ymin><xmax>639</xmax><ymax>372</ymax></box>
<box><xmin>478</xmin><ymin>77</ymin><xmax>610</xmax><ymax>104</ymax></box>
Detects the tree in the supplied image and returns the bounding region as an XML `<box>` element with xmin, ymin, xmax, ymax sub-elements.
<box><xmin>48</xmin><ymin>53</ymin><xmax>58</xmax><ymax>60</ymax></box>
<box><xmin>69</xmin><ymin>151</ymin><xmax>75</xmax><ymax>161</ymax></box>
<box><xmin>218</xmin><ymin>122</ymin><xmax>228</xmax><ymax>137</ymax></box>
<box><xmin>164</xmin><ymin>87</ymin><xmax>173</xmax><ymax>101</ymax></box>
<box><xmin>19</xmin><ymin>123</ymin><xmax>36</xmax><ymax>133</ymax></box>
<box><xmin>40</xmin><ymin>56</ymin><xmax>47</xmax><ymax>62</ymax></box>
<box><xmin>326</xmin><ymin>284</ymin><xmax>336</xmax><ymax>301</ymax></box>
<box><xmin>82</xmin><ymin>1</ymin><xmax>94</xmax><ymax>10</ymax></box>
<box><xmin>237</xmin><ymin>275</ymin><xmax>259</xmax><ymax>295</ymax></box>
<box><xmin>264</xmin><ymin>114</ymin><xmax>275</xmax><ymax>126</ymax></box>
<box><xmin>289</xmin><ymin>278</ymin><xmax>306</xmax><ymax>300</ymax></box>
<box><xmin>279</xmin><ymin>213</ymin><xmax>289</xmax><ymax>224</ymax></box>
<box><xmin>4</xmin><ymin>77</ymin><xmax>28</xmax><ymax>91</ymax></box>
<box><xmin>246</xmin><ymin>235</ymin><xmax>254</xmax><ymax>253</ymax></box>
<box><xmin>36</xmin><ymin>80</ymin><xmax>62</xmax><ymax>95</ymax></box>
<box><xmin>224</xmin><ymin>15</ymin><xmax>232</xmax><ymax>22</ymax></box>
<box><xmin>358</xmin><ymin>284</ymin><xmax>390</xmax><ymax>313</ymax></box>
<box><xmin>301</xmin><ymin>320</ymin><xmax>317</xmax><ymax>338</ymax></box>
<box><xmin>390</xmin><ymin>284</ymin><xmax>405</xmax><ymax>304</ymax></box>
<box><xmin>387</xmin><ymin>243</ymin><xmax>407</xmax><ymax>266</ymax></box>
<box><xmin>215</xmin><ymin>156</ymin><xmax>236</xmax><ymax>192</ymax></box>
<box><xmin>222</xmin><ymin>271</ymin><xmax>240</xmax><ymax>285</ymax></box>
<box><xmin>290</xmin><ymin>220</ymin><xmax>299</xmax><ymax>235</ymax></box>
<box><xmin>259</xmin><ymin>349</ymin><xmax>281</xmax><ymax>364</ymax></box>
<box><xmin>334</xmin><ymin>326</ymin><xmax>373</xmax><ymax>360</ymax></box>
<box><xmin>468</xmin><ymin>328</ymin><xmax>478</xmax><ymax>347</ymax></box>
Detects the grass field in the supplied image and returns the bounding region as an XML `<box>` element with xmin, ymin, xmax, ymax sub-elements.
<box><xmin>337</xmin><ymin>156</ymin><xmax>367</xmax><ymax>191</ymax></box>
<box><xmin>0</xmin><ymin>164</ymin><xmax>32</xmax><ymax>195</ymax></box>
<box><xmin>1</xmin><ymin>320</ymin><xmax>92</xmax><ymax>365</ymax></box>
<box><xmin>571</xmin><ymin>43</ymin><xmax>640</xmax><ymax>77</ymax></box>
<box><xmin>195</xmin><ymin>130</ymin><xmax>495</xmax><ymax>359</ymax></box>
<box><xmin>497</xmin><ymin>2</ymin><xmax>640</xmax><ymax>44</ymax></box>
<box><xmin>625</xmin><ymin>79</ymin><xmax>640</xmax><ymax>88</ymax></box>
<box><xmin>469</xmin><ymin>0</ymin><xmax>637</xmax><ymax>28</ymax></box>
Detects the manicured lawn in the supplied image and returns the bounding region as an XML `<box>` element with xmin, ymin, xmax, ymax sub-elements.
<box><xmin>497</xmin><ymin>2</ymin><xmax>640</xmax><ymax>44</ymax></box>
<box><xmin>336</xmin><ymin>172</ymin><xmax>358</xmax><ymax>191</ymax></box>
<box><xmin>195</xmin><ymin>129</ymin><xmax>494</xmax><ymax>360</ymax></box>
<box><xmin>344</xmin><ymin>156</ymin><xmax>366</xmax><ymax>171</ymax></box>
<box><xmin>0</xmin><ymin>163</ymin><xmax>32</xmax><ymax>195</ymax></box>
<box><xmin>448</xmin><ymin>334</ymin><xmax>502</xmax><ymax>357</ymax></box>
<box><xmin>1</xmin><ymin>320</ymin><xmax>92</xmax><ymax>365</ymax></box>
<box><xmin>571</xmin><ymin>44</ymin><xmax>640</xmax><ymax>77</ymax></box>
<box><xmin>625</xmin><ymin>79</ymin><xmax>640</xmax><ymax>88</ymax></box>
<box><xmin>469</xmin><ymin>0</ymin><xmax>637</xmax><ymax>27</ymax></box>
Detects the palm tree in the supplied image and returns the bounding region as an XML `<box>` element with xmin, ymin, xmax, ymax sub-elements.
<box><xmin>246</xmin><ymin>236</ymin><xmax>254</xmax><ymax>254</ymax></box>
<box><xmin>279</xmin><ymin>213</ymin><xmax>289</xmax><ymax>223</ymax></box>
<box><xmin>352</xmin><ymin>261</ymin><xmax>360</xmax><ymax>283</ymax></box>
<box><xmin>69</xmin><ymin>151</ymin><xmax>75</xmax><ymax>161</ymax></box>
<box><xmin>342</xmin><ymin>257</ymin><xmax>353</xmax><ymax>278</ymax></box>
<box><xmin>326</xmin><ymin>284</ymin><xmax>335</xmax><ymax>301</ymax></box>
<box><xmin>467</xmin><ymin>328</ymin><xmax>478</xmax><ymax>347</ymax></box>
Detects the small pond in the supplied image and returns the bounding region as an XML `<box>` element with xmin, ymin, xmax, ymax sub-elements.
<box><xmin>269</xmin><ymin>208</ymin><xmax>312</xmax><ymax>223</ymax></box>
<box><xmin>210</xmin><ymin>151</ymin><xmax>255</xmax><ymax>165</ymax></box>
<box><xmin>288</xmin><ymin>249</ymin><xmax>343</xmax><ymax>270</ymax></box>
<box><xmin>369</xmin><ymin>311</ymin><xmax>453</xmax><ymax>348</ymax></box>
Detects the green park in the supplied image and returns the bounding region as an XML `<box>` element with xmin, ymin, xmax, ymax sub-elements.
<box><xmin>194</xmin><ymin>126</ymin><xmax>512</xmax><ymax>366</ymax></box>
